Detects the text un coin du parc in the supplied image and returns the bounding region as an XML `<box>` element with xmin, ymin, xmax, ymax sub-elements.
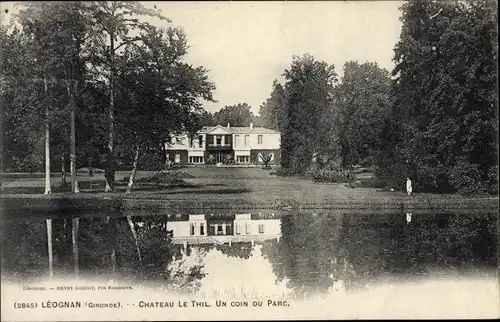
<box><xmin>138</xmin><ymin>300</ymin><xmax>291</xmax><ymax>308</ymax></box>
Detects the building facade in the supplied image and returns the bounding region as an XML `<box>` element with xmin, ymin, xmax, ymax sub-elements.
<box><xmin>165</xmin><ymin>123</ymin><xmax>281</xmax><ymax>165</ymax></box>
<box><xmin>165</xmin><ymin>214</ymin><xmax>282</xmax><ymax>246</ymax></box>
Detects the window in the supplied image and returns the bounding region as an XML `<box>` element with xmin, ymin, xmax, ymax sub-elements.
<box><xmin>198</xmin><ymin>135</ymin><xmax>203</xmax><ymax>148</ymax></box>
<box><xmin>189</xmin><ymin>156</ymin><xmax>204</xmax><ymax>164</ymax></box>
<box><xmin>244</xmin><ymin>135</ymin><xmax>249</xmax><ymax>147</ymax></box>
<box><xmin>258</xmin><ymin>135</ymin><xmax>263</xmax><ymax>144</ymax></box>
<box><xmin>189</xmin><ymin>137</ymin><xmax>194</xmax><ymax>147</ymax></box>
<box><xmin>216</xmin><ymin>135</ymin><xmax>222</xmax><ymax>145</ymax></box>
<box><xmin>226</xmin><ymin>223</ymin><xmax>233</xmax><ymax>235</ymax></box>
<box><xmin>237</xmin><ymin>156</ymin><xmax>249</xmax><ymax>163</ymax></box>
<box><xmin>217</xmin><ymin>224</ymin><xmax>224</xmax><ymax>235</ymax></box>
<box><xmin>200</xmin><ymin>223</ymin><xmax>205</xmax><ymax>235</ymax></box>
<box><xmin>258</xmin><ymin>224</ymin><xmax>264</xmax><ymax>234</ymax></box>
<box><xmin>234</xmin><ymin>135</ymin><xmax>239</xmax><ymax>146</ymax></box>
<box><xmin>176</xmin><ymin>137</ymin><xmax>182</xmax><ymax>144</ymax></box>
<box><xmin>190</xmin><ymin>223</ymin><xmax>195</xmax><ymax>236</ymax></box>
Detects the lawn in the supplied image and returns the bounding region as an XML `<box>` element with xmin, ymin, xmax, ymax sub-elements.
<box><xmin>1</xmin><ymin>167</ymin><xmax>498</xmax><ymax>211</ymax></box>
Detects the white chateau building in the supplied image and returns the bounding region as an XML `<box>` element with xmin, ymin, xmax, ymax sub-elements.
<box><xmin>165</xmin><ymin>122</ymin><xmax>281</xmax><ymax>165</ymax></box>
<box><xmin>166</xmin><ymin>214</ymin><xmax>282</xmax><ymax>246</ymax></box>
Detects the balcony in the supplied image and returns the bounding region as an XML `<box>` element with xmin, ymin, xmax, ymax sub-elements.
<box><xmin>207</xmin><ymin>143</ymin><xmax>232</xmax><ymax>148</ymax></box>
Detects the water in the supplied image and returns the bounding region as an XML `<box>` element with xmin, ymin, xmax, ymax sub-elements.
<box><xmin>1</xmin><ymin>209</ymin><xmax>498</xmax><ymax>299</ymax></box>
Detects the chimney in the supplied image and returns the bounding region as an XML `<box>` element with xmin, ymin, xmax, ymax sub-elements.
<box><xmin>250</xmin><ymin>122</ymin><xmax>253</xmax><ymax>130</ymax></box>
<box><xmin>227</xmin><ymin>123</ymin><xmax>230</xmax><ymax>129</ymax></box>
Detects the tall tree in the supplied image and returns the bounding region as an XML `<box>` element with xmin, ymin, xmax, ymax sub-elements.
<box><xmin>114</xmin><ymin>26</ymin><xmax>215</xmax><ymax>193</ymax></box>
<box><xmin>212</xmin><ymin>103</ymin><xmax>256</xmax><ymax>127</ymax></box>
<box><xmin>198</xmin><ymin>109</ymin><xmax>216</xmax><ymax>126</ymax></box>
<box><xmin>0</xmin><ymin>25</ymin><xmax>44</xmax><ymax>174</ymax></box>
<box><xmin>280</xmin><ymin>54</ymin><xmax>338</xmax><ymax>174</ymax></box>
<box><xmin>17</xmin><ymin>2</ymin><xmax>98</xmax><ymax>193</ymax></box>
<box><xmin>387</xmin><ymin>0</ymin><xmax>498</xmax><ymax>194</ymax></box>
<box><xmin>335</xmin><ymin>61</ymin><xmax>392</xmax><ymax>168</ymax></box>
<box><xmin>88</xmin><ymin>1</ymin><xmax>170</xmax><ymax>192</ymax></box>
<box><xmin>258</xmin><ymin>80</ymin><xmax>286</xmax><ymax>131</ymax></box>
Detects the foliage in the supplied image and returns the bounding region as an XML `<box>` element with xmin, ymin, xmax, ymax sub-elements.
<box><xmin>335</xmin><ymin>61</ymin><xmax>392</xmax><ymax>168</ymax></box>
<box><xmin>258</xmin><ymin>80</ymin><xmax>287</xmax><ymax>131</ymax></box>
<box><xmin>259</xmin><ymin>152</ymin><xmax>273</xmax><ymax>168</ymax></box>
<box><xmin>0</xmin><ymin>25</ymin><xmax>45</xmax><ymax>172</ymax></box>
<box><xmin>215</xmin><ymin>243</ymin><xmax>253</xmax><ymax>259</ymax></box>
<box><xmin>381</xmin><ymin>0</ymin><xmax>498</xmax><ymax>195</ymax></box>
<box><xmin>212</xmin><ymin>103</ymin><xmax>257</xmax><ymax>127</ymax></box>
<box><xmin>119</xmin><ymin>170</ymin><xmax>194</xmax><ymax>186</ymax></box>
<box><xmin>1</xmin><ymin>2</ymin><xmax>215</xmax><ymax>193</ymax></box>
<box><xmin>113</xmin><ymin>24</ymin><xmax>215</xmax><ymax>191</ymax></box>
<box><xmin>269</xmin><ymin>166</ymin><xmax>295</xmax><ymax>177</ymax></box>
<box><xmin>280</xmin><ymin>54</ymin><xmax>338</xmax><ymax>175</ymax></box>
<box><xmin>305</xmin><ymin>165</ymin><xmax>356</xmax><ymax>184</ymax></box>
<box><xmin>206</xmin><ymin>154</ymin><xmax>216</xmax><ymax>165</ymax></box>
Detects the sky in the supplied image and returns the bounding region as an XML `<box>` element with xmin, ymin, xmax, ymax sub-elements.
<box><xmin>147</xmin><ymin>1</ymin><xmax>404</xmax><ymax>114</ymax></box>
<box><xmin>0</xmin><ymin>1</ymin><xmax>404</xmax><ymax>115</ymax></box>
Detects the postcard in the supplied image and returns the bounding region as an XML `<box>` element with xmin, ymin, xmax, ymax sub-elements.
<box><xmin>1</xmin><ymin>1</ymin><xmax>498</xmax><ymax>321</ymax></box>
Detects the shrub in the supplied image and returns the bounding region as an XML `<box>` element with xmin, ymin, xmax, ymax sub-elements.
<box><xmin>487</xmin><ymin>166</ymin><xmax>499</xmax><ymax>195</ymax></box>
<box><xmin>269</xmin><ymin>166</ymin><xmax>295</xmax><ymax>176</ymax></box>
<box><xmin>150</xmin><ymin>170</ymin><xmax>194</xmax><ymax>179</ymax></box>
<box><xmin>259</xmin><ymin>152</ymin><xmax>273</xmax><ymax>168</ymax></box>
<box><xmin>119</xmin><ymin>170</ymin><xmax>194</xmax><ymax>185</ymax></box>
<box><xmin>448</xmin><ymin>161</ymin><xmax>489</xmax><ymax>196</ymax></box>
<box><xmin>309</xmin><ymin>168</ymin><xmax>356</xmax><ymax>183</ymax></box>
<box><xmin>357</xmin><ymin>176</ymin><xmax>391</xmax><ymax>189</ymax></box>
<box><xmin>207</xmin><ymin>154</ymin><xmax>215</xmax><ymax>165</ymax></box>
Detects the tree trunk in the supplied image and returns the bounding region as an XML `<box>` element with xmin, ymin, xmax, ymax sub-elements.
<box><xmin>71</xmin><ymin>217</ymin><xmax>79</xmax><ymax>276</ymax></box>
<box><xmin>161</xmin><ymin>140</ymin><xmax>167</xmax><ymax>168</ymax></box>
<box><xmin>105</xmin><ymin>33</ymin><xmax>116</xmax><ymax>192</ymax></box>
<box><xmin>43</xmin><ymin>75</ymin><xmax>51</xmax><ymax>194</ymax></box>
<box><xmin>126</xmin><ymin>216</ymin><xmax>143</xmax><ymax>267</ymax></box>
<box><xmin>106</xmin><ymin>216</ymin><xmax>117</xmax><ymax>277</ymax></box>
<box><xmin>61</xmin><ymin>153</ymin><xmax>67</xmax><ymax>186</ymax></box>
<box><xmin>125</xmin><ymin>144</ymin><xmax>140</xmax><ymax>194</ymax></box>
<box><xmin>68</xmin><ymin>80</ymin><xmax>79</xmax><ymax>193</ymax></box>
<box><xmin>88</xmin><ymin>157</ymin><xmax>93</xmax><ymax>177</ymax></box>
<box><xmin>46</xmin><ymin>218</ymin><xmax>54</xmax><ymax>277</ymax></box>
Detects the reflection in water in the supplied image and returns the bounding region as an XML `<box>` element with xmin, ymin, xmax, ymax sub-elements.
<box><xmin>1</xmin><ymin>211</ymin><xmax>497</xmax><ymax>298</ymax></box>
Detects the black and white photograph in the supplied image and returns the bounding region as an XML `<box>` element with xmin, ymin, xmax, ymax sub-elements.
<box><xmin>0</xmin><ymin>0</ymin><xmax>498</xmax><ymax>320</ymax></box>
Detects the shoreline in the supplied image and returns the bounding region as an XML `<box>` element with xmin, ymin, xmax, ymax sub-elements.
<box><xmin>1</xmin><ymin>194</ymin><xmax>498</xmax><ymax>214</ymax></box>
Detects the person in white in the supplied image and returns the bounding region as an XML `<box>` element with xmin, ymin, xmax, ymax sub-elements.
<box><xmin>406</xmin><ymin>212</ymin><xmax>412</xmax><ymax>224</ymax></box>
<box><xmin>406</xmin><ymin>177</ymin><xmax>412</xmax><ymax>196</ymax></box>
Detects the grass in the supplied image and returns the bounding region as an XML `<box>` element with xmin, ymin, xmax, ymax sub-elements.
<box><xmin>1</xmin><ymin>167</ymin><xmax>498</xmax><ymax>211</ymax></box>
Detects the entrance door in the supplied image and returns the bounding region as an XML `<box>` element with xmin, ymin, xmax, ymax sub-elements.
<box><xmin>215</xmin><ymin>153</ymin><xmax>224</xmax><ymax>164</ymax></box>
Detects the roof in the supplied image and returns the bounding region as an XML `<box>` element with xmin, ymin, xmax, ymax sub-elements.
<box><xmin>199</xmin><ymin>124</ymin><xmax>279</xmax><ymax>134</ymax></box>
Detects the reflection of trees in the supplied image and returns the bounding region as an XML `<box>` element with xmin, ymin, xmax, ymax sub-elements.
<box><xmin>262</xmin><ymin>212</ymin><xmax>499</xmax><ymax>296</ymax></box>
<box><xmin>391</xmin><ymin>213</ymin><xmax>498</xmax><ymax>274</ymax></box>
<box><xmin>2</xmin><ymin>213</ymin><xmax>205</xmax><ymax>287</ymax></box>
<box><xmin>129</xmin><ymin>215</ymin><xmax>175</xmax><ymax>280</ymax></box>
<box><xmin>165</xmin><ymin>245</ymin><xmax>211</xmax><ymax>294</ymax></box>
<box><xmin>216</xmin><ymin>243</ymin><xmax>253</xmax><ymax>259</ymax></box>
<box><xmin>78</xmin><ymin>217</ymin><xmax>114</xmax><ymax>274</ymax></box>
<box><xmin>261</xmin><ymin>214</ymin><xmax>344</xmax><ymax>297</ymax></box>
<box><xmin>1</xmin><ymin>218</ymin><xmax>47</xmax><ymax>279</ymax></box>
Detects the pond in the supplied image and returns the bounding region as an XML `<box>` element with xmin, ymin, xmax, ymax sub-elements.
<box><xmin>1</xmin><ymin>208</ymin><xmax>497</xmax><ymax>299</ymax></box>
